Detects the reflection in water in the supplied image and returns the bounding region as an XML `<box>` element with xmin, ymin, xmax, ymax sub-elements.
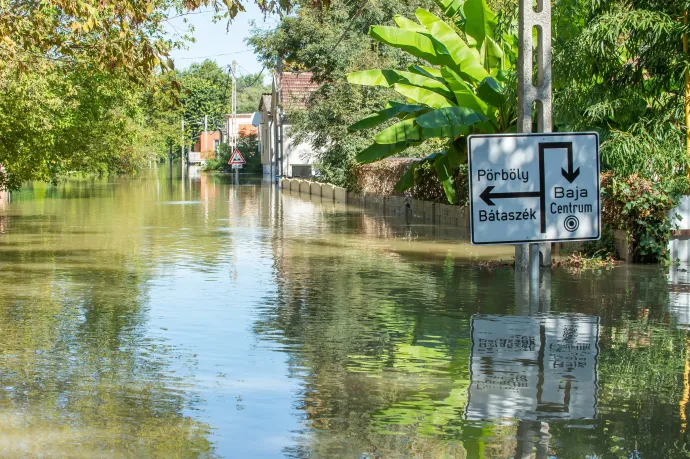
<box><xmin>261</xmin><ymin>191</ymin><xmax>690</xmax><ymax>458</ymax></box>
<box><xmin>466</xmin><ymin>314</ymin><xmax>599</xmax><ymax>422</ymax></box>
<box><xmin>0</xmin><ymin>168</ymin><xmax>689</xmax><ymax>457</ymax></box>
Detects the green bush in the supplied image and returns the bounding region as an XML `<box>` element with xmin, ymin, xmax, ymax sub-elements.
<box><xmin>203</xmin><ymin>134</ymin><xmax>261</xmax><ymax>174</ymax></box>
<box><xmin>601</xmin><ymin>172</ymin><xmax>684</xmax><ymax>263</ymax></box>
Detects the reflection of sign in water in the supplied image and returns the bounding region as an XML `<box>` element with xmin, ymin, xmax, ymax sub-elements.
<box><xmin>465</xmin><ymin>314</ymin><xmax>599</xmax><ymax>421</ymax></box>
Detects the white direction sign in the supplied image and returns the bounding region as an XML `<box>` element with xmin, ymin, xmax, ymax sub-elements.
<box><xmin>468</xmin><ymin>133</ymin><xmax>600</xmax><ymax>245</ymax></box>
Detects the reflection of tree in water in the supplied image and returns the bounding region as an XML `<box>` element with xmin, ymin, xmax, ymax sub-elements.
<box><xmin>257</xmin><ymin>209</ymin><xmax>690</xmax><ymax>458</ymax></box>
<box><xmin>0</xmin><ymin>174</ymin><xmax>218</xmax><ymax>456</ymax></box>
<box><xmin>255</xmin><ymin>228</ymin><xmax>520</xmax><ymax>457</ymax></box>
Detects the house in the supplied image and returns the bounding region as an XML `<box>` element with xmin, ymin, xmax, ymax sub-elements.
<box><xmin>190</xmin><ymin>130</ymin><xmax>222</xmax><ymax>164</ymax></box>
<box><xmin>257</xmin><ymin>71</ymin><xmax>320</xmax><ymax>179</ymax></box>
<box><xmin>226</xmin><ymin>113</ymin><xmax>258</xmax><ymax>138</ymax></box>
<box><xmin>188</xmin><ymin>115</ymin><xmax>258</xmax><ymax>164</ymax></box>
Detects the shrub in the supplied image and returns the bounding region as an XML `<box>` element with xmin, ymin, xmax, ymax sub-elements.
<box><xmin>601</xmin><ymin>172</ymin><xmax>684</xmax><ymax>263</ymax></box>
<box><xmin>348</xmin><ymin>159</ymin><xmax>470</xmax><ymax>205</ymax></box>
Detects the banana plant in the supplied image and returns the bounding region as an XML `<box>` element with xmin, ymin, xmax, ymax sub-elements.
<box><xmin>347</xmin><ymin>0</ymin><xmax>517</xmax><ymax>203</ymax></box>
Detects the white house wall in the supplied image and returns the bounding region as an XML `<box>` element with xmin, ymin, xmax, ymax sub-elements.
<box><xmin>281</xmin><ymin>124</ymin><xmax>320</xmax><ymax>178</ymax></box>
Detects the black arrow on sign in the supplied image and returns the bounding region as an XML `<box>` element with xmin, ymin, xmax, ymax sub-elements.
<box><xmin>479</xmin><ymin>186</ymin><xmax>540</xmax><ymax>206</ymax></box>
<box><xmin>560</xmin><ymin>143</ymin><xmax>580</xmax><ymax>183</ymax></box>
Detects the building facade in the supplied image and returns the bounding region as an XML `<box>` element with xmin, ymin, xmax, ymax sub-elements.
<box><xmin>257</xmin><ymin>72</ymin><xmax>320</xmax><ymax>180</ymax></box>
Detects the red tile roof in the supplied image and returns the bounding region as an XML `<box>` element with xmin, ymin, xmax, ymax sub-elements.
<box><xmin>281</xmin><ymin>72</ymin><xmax>319</xmax><ymax>111</ymax></box>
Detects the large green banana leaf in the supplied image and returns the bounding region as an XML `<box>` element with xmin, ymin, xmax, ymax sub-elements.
<box><xmin>347</xmin><ymin>104</ymin><xmax>427</xmax><ymax>132</ymax></box>
<box><xmin>414</xmin><ymin>9</ymin><xmax>489</xmax><ymax>83</ymax></box>
<box><xmin>374</xmin><ymin>119</ymin><xmax>422</xmax><ymax>144</ymax></box>
<box><xmin>408</xmin><ymin>64</ymin><xmax>444</xmax><ymax>81</ymax></box>
<box><xmin>476</xmin><ymin>76</ymin><xmax>505</xmax><ymax>108</ymax></box>
<box><xmin>356</xmin><ymin>139</ymin><xmax>423</xmax><ymax>164</ymax></box>
<box><xmin>347</xmin><ymin>69</ymin><xmax>454</xmax><ymax>100</ymax></box>
<box><xmin>435</xmin><ymin>0</ymin><xmax>465</xmax><ymax>20</ymax></box>
<box><xmin>463</xmin><ymin>0</ymin><xmax>498</xmax><ymax>49</ymax></box>
<box><xmin>393</xmin><ymin>15</ymin><xmax>427</xmax><ymax>33</ymax></box>
<box><xmin>415</xmin><ymin>106</ymin><xmax>484</xmax><ymax>131</ymax></box>
<box><xmin>369</xmin><ymin>26</ymin><xmax>449</xmax><ymax>67</ymax></box>
<box><xmin>434</xmin><ymin>152</ymin><xmax>457</xmax><ymax>204</ymax></box>
<box><xmin>374</xmin><ymin>107</ymin><xmax>483</xmax><ymax>144</ymax></box>
<box><xmin>392</xmin><ymin>83</ymin><xmax>455</xmax><ymax>109</ymax></box>
<box><xmin>440</xmin><ymin>67</ymin><xmax>489</xmax><ymax>116</ymax></box>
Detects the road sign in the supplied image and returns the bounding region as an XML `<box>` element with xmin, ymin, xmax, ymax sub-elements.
<box><xmin>468</xmin><ymin>132</ymin><xmax>600</xmax><ymax>245</ymax></box>
<box><xmin>228</xmin><ymin>148</ymin><xmax>246</xmax><ymax>165</ymax></box>
<box><xmin>231</xmin><ymin>164</ymin><xmax>243</xmax><ymax>169</ymax></box>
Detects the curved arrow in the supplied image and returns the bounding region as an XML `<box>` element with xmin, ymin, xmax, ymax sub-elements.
<box><xmin>480</xmin><ymin>186</ymin><xmax>540</xmax><ymax>206</ymax></box>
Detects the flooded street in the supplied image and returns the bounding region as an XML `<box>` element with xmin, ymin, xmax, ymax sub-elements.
<box><xmin>0</xmin><ymin>166</ymin><xmax>688</xmax><ymax>457</ymax></box>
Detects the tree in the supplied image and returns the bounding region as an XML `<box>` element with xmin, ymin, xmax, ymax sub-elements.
<box><xmin>347</xmin><ymin>0</ymin><xmax>518</xmax><ymax>203</ymax></box>
<box><xmin>552</xmin><ymin>0</ymin><xmax>690</xmax><ymax>187</ymax></box>
<box><xmin>248</xmin><ymin>0</ymin><xmax>441</xmax><ymax>186</ymax></box>
<box><xmin>176</xmin><ymin>60</ymin><xmax>268</xmax><ymax>157</ymax></box>
<box><xmin>179</xmin><ymin>60</ymin><xmax>233</xmax><ymax>140</ymax></box>
<box><xmin>0</xmin><ymin>0</ymin><xmax>298</xmax><ymax>189</ymax></box>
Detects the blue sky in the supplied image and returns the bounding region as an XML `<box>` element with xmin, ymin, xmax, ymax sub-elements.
<box><xmin>166</xmin><ymin>4</ymin><xmax>278</xmax><ymax>80</ymax></box>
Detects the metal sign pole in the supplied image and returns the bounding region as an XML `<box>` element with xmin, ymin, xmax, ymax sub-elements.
<box><xmin>518</xmin><ymin>0</ymin><xmax>552</xmax><ymax>277</ymax></box>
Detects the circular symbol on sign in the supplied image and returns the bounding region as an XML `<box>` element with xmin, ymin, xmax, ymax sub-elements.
<box><xmin>564</xmin><ymin>215</ymin><xmax>579</xmax><ymax>233</ymax></box>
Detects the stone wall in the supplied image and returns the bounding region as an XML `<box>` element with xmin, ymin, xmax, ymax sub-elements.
<box><xmin>281</xmin><ymin>178</ymin><xmax>470</xmax><ymax>230</ymax></box>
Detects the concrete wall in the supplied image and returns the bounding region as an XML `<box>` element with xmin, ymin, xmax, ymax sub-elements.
<box><xmin>613</xmin><ymin>229</ymin><xmax>633</xmax><ymax>263</ymax></box>
<box><xmin>281</xmin><ymin>179</ymin><xmax>472</xmax><ymax>231</ymax></box>
<box><xmin>309</xmin><ymin>182</ymin><xmax>322</xmax><ymax>196</ymax></box>
<box><xmin>669</xmin><ymin>196</ymin><xmax>690</xmax><ymax>264</ymax></box>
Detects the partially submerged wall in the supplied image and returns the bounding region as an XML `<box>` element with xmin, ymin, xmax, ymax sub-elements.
<box><xmin>281</xmin><ymin>178</ymin><xmax>470</xmax><ymax>230</ymax></box>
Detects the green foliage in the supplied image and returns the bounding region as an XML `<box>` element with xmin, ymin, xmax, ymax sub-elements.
<box><xmin>179</xmin><ymin>61</ymin><xmax>269</xmax><ymax>143</ymax></box>
<box><xmin>249</xmin><ymin>0</ymin><xmax>442</xmax><ymax>187</ymax></box>
<box><xmin>0</xmin><ymin>0</ymin><xmax>277</xmax><ymax>190</ymax></box>
<box><xmin>347</xmin><ymin>0</ymin><xmax>518</xmax><ymax>203</ymax></box>
<box><xmin>204</xmin><ymin>135</ymin><xmax>261</xmax><ymax>173</ymax></box>
<box><xmin>0</xmin><ymin>62</ymin><xmax>166</xmax><ymax>189</ymax></box>
<box><xmin>553</xmin><ymin>0</ymin><xmax>690</xmax><ymax>183</ymax></box>
<box><xmin>601</xmin><ymin>172</ymin><xmax>683</xmax><ymax>263</ymax></box>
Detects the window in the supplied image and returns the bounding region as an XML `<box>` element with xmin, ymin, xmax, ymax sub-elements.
<box><xmin>291</xmin><ymin>165</ymin><xmax>312</xmax><ymax>178</ymax></box>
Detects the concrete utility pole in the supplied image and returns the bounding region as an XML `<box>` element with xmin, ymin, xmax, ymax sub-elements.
<box><xmin>231</xmin><ymin>61</ymin><xmax>238</xmax><ymax>180</ymax></box>
<box><xmin>515</xmin><ymin>1</ymin><xmax>552</xmax><ymax>458</ymax></box>
<box><xmin>204</xmin><ymin>115</ymin><xmax>208</xmax><ymax>152</ymax></box>
<box><xmin>685</xmin><ymin>10</ymin><xmax>690</xmax><ymax>178</ymax></box>
<box><xmin>516</xmin><ymin>0</ymin><xmax>552</xmax><ymax>273</ymax></box>
<box><xmin>181</xmin><ymin>118</ymin><xmax>185</xmax><ymax>165</ymax></box>
<box><xmin>273</xmin><ymin>56</ymin><xmax>283</xmax><ymax>183</ymax></box>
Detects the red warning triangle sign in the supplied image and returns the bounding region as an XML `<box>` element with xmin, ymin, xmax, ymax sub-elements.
<box><xmin>228</xmin><ymin>148</ymin><xmax>246</xmax><ymax>165</ymax></box>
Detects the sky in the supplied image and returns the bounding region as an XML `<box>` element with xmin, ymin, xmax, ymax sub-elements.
<box><xmin>166</xmin><ymin>4</ymin><xmax>279</xmax><ymax>80</ymax></box>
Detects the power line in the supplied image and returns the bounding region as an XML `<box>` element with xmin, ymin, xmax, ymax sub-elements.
<box><xmin>176</xmin><ymin>49</ymin><xmax>252</xmax><ymax>60</ymax></box>
<box><xmin>245</xmin><ymin>67</ymin><xmax>266</xmax><ymax>87</ymax></box>
<box><xmin>233</xmin><ymin>62</ymin><xmax>267</xmax><ymax>87</ymax></box>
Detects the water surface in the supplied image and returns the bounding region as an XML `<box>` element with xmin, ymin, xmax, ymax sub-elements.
<box><xmin>0</xmin><ymin>166</ymin><xmax>688</xmax><ymax>458</ymax></box>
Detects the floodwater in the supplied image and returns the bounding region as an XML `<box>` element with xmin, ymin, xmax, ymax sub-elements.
<box><xmin>0</xmin><ymin>165</ymin><xmax>689</xmax><ymax>458</ymax></box>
